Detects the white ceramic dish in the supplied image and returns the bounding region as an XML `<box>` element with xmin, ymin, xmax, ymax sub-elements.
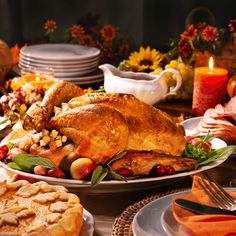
<box><xmin>21</xmin><ymin>44</ymin><xmax>100</xmax><ymax>61</ymax></box>
<box><xmin>132</xmin><ymin>188</ymin><xmax>236</xmax><ymax>236</ymax></box>
<box><xmin>19</xmin><ymin>53</ymin><xmax>99</xmax><ymax>66</ymax></box>
<box><xmin>19</xmin><ymin>63</ymin><xmax>97</xmax><ymax>77</ymax></box>
<box><xmin>80</xmin><ymin>209</ymin><xmax>94</xmax><ymax>236</ymax></box>
<box><xmin>0</xmin><ymin>138</ymin><xmax>228</xmax><ymax>193</ymax></box>
<box><xmin>19</xmin><ymin>59</ymin><xmax>99</xmax><ymax>71</ymax></box>
<box><xmin>99</xmin><ymin>64</ymin><xmax>182</xmax><ymax>105</ymax></box>
<box><xmin>181</xmin><ymin>117</ymin><xmax>202</xmax><ymax>136</ymax></box>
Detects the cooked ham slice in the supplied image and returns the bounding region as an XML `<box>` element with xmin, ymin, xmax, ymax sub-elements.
<box><xmin>197</xmin><ymin>96</ymin><xmax>236</xmax><ymax>142</ymax></box>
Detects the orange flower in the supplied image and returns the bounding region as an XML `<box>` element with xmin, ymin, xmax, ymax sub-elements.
<box><xmin>100</xmin><ymin>24</ymin><xmax>116</xmax><ymax>41</ymax></box>
<box><xmin>229</xmin><ymin>19</ymin><xmax>236</xmax><ymax>32</ymax></box>
<box><xmin>178</xmin><ymin>38</ymin><xmax>193</xmax><ymax>59</ymax></box>
<box><xmin>201</xmin><ymin>26</ymin><xmax>218</xmax><ymax>42</ymax></box>
<box><xmin>80</xmin><ymin>34</ymin><xmax>95</xmax><ymax>47</ymax></box>
<box><xmin>70</xmin><ymin>25</ymin><xmax>85</xmax><ymax>39</ymax></box>
<box><xmin>44</xmin><ymin>20</ymin><xmax>57</xmax><ymax>33</ymax></box>
<box><xmin>10</xmin><ymin>44</ymin><xmax>27</xmax><ymax>64</ymax></box>
<box><xmin>181</xmin><ymin>24</ymin><xmax>198</xmax><ymax>41</ymax></box>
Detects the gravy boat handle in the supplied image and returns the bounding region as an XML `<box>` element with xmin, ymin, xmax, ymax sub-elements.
<box><xmin>158</xmin><ymin>68</ymin><xmax>182</xmax><ymax>97</ymax></box>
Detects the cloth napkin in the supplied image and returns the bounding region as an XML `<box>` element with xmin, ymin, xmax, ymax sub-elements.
<box><xmin>172</xmin><ymin>175</ymin><xmax>236</xmax><ymax>236</ymax></box>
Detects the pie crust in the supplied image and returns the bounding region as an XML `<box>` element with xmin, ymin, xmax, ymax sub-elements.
<box><xmin>0</xmin><ymin>180</ymin><xmax>83</xmax><ymax>236</ymax></box>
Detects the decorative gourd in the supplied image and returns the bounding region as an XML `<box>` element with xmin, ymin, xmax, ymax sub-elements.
<box><xmin>0</xmin><ymin>40</ymin><xmax>13</xmax><ymax>85</ymax></box>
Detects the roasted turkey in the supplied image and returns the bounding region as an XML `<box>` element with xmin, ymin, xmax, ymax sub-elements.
<box><xmin>8</xmin><ymin>81</ymin><xmax>198</xmax><ymax>178</ymax></box>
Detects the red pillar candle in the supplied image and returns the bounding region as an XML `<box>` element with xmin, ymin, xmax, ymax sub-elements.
<box><xmin>192</xmin><ymin>57</ymin><xmax>228</xmax><ymax>116</ymax></box>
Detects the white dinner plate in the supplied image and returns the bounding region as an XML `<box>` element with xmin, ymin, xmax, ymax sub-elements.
<box><xmin>20</xmin><ymin>44</ymin><xmax>100</xmax><ymax>61</ymax></box>
<box><xmin>0</xmin><ymin>137</ymin><xmax>229</xmax><ymax>193</ymax></box>
<box><xmin>181</xmin><ymin>117</ymin><xmax>202</xmax><ymax>136</ymax></box>
<box><xmin>19</xmin><ymin>63</ymin><xmax>97</xmax><ymax>77</ymax></box>
<box><xmin>59</xmin><ymin>69</ymin><xmax>104</xmax><ymax>82</ymax></box>
<box><xmin>19</xmin><ymin>58</ymin><xmax>99</xmax><ymax>71</ymax></box>
<box><xmin>132</xmin><ymin>188</ymin><xmax>236</xmax><ymax>236</ymax></box>
<box><xmin>80</xmin><ymin>209</ymin><xmax>94</xmax><ymax>236</ymax></box>
<box><xmin>20</xmin><ymin>53</ymin><xmax>99</xmax><ymax>66</ymax></box>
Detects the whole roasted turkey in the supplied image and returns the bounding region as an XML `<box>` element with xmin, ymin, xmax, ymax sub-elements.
<box><xmin>13</xmin><ymin>81</ymin><xmax>198</xmax><ymax>178</ymax></box>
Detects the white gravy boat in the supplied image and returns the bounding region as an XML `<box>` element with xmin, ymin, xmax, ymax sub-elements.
<box><xmin>99</xmin><ymin>64</ymin><xmax>182</xmax><ymax>105</ymax></box>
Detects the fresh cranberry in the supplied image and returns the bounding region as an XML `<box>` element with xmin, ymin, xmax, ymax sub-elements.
<box><xmin>4</xmin><ymin>156</ymin><xmax>13</xmax><ymax>163</ymax></box>
<box><xmin>0</xmin><ymin>145</ymin><xmax>9</xmax><ymax>153</ymax></box>
<box><xmin>117</xmin><ymin>168</ymin><xmax>134</xmax><ymax>177</ymax></box>
<box><xmin>166</xmin><ymin>166</ymin><xmax>175</xmax><ymax>175</ymax></box>
<box><xmin>0</xmin><ymin>150</ymin><xmax>7</xmax><ymax>161</ymax></box>
<box><xmin>34</xmin><ymin>165</ymin><xmax>48</xmax><ymax>176</ymax></box>
<box><xmin>156</xmin><ymin>165</ymin><xmax>167</xmax><ymax>176</ymax></box>
<box><xmin>48</xmin><ymin>168</ymin><xmax>65</xmax><ymax>178</ymax></box>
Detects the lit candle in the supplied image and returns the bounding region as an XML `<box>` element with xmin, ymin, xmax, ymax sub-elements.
<box><xmin>192</xmin><ymin>57</ymin><xmax>228</xmax><ymax>116</ymax></box>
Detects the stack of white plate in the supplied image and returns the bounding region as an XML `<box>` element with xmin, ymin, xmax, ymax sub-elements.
<box><xmin>19</xmin><ymin>44</ymin><xmax>103</xmax><ymax>85</ymax></box>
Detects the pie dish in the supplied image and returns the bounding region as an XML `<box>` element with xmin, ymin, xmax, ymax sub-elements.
<box><xmin>0</xmin><ymin>179</ymin><xmax>83</xmax><ymax>235</ymax></box>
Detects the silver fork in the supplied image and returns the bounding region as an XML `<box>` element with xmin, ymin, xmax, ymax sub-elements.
<box><xmin>197</xmin><ymin>173</ymin><xmax>236</xmax><ymax>211</ymax></box>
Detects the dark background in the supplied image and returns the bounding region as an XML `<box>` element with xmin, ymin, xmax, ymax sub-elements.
<box><xmin>0</xmin><ymin>0</ymin><xmax>235</xmax><ymax>51</ymax></box>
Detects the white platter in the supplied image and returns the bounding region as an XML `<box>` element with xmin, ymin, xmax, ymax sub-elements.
<box><xmin>181</xmin><ymin>117</ymin><xmax>202</xmax><ymax>136</ymax></box>
<box><xmin>20</xmin><ymin>44</ymin><xmax>100</xmax><ymax>61</ymax></box>
<box><xmin>0</xmin><ymin>137</ymin><xmax>228</xmax><ymax>193</ymax></box>
<box><xmin>132</xmin><ymin>188</ymin><xmax>235</xmax><ymax>236</ymax></box>
<box><xmin>80</xmin><ymin>209</ymin><xmax>94</xmax><ymax>236</ymax></box>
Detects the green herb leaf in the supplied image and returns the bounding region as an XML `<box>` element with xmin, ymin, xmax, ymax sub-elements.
<box><xmin>7</xmin><ymin>142</ymin><xmax>14</xmax><ymax>150</ymax></box>
<box><xmin>107</xmin><ymin>169</ymin><xmax>127</xmax><ymax>182</ymax></box>
<box><xmin>199</xmin><ymin>145</ymin><xmax>236</xmax><ymax>166</ymax></box>
<box><xmin>12</xmin><ymin>154</ymin><xmax>57</xmax><ymax>172</ymax></box>
<box><xmin>0</xmin><ymin>119</ymin><xmax>8</xmax><ymax>125</ymax></box>
<box><xmin>184</xmin><ymin>143</ymin><xmax>208</xmax><ymax>163</ymax></box>
<box><xmin>91</xmin><ymin>165</ymin><xmax>108</xmax><ymax>186</ymax></box>
<box><xmin>107</xmin><ymin>151</ymin><xmax>127</xmax><ymax>166</ymax></box>
<box><xmin>8</xmin><ymin>162</ymin><xmax>22</xmax><ymax>170</ymax></box>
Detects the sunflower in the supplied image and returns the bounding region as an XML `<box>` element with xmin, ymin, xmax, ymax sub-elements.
<box><xmin>127</xmin><ymin>47</ymin><xmax>163</xmax><ymax>72</ymax></box>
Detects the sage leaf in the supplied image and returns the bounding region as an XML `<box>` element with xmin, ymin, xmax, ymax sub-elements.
<box><xmin>91</xmin><ymin>165</ymin><xmax>108</xmax><ymax>186</ymax></box>
<box><xmin>107</xmin><ymin>151</ymin><xmax>127</xmax><ymax>166</ymax></box>
<box><xmin>199</xmin><ymin>145</ymin><xmax>236</xmax><ymax>166</ymax></box>
<box><xmin>8</xmin><ymin>162</ymin><xmax>22</xmax><ymax>171</ymax></box>
<box><xmin>12</xmin><ymin>154</ymin><xmax>57</xmax><ymax>172</ymax></box>
<box><xmin>107</xmin><ymin>169</ymin><xmax>127</xmax><ymax>182</ymax></box>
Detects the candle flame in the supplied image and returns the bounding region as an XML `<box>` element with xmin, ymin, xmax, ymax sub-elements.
<box><xmin>209</xmin><ymin>56</ymin><xmax>214</xmax><ymax>71</ymax></box>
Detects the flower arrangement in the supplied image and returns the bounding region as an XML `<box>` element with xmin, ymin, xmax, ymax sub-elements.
<box><xmin>167</xmin><ymin>19</ymin><xmax>236</xmax><ymax>68</ymax></box>
<box><xmin>43</xmin><ymin>15</ymin><xmax>131</xmax><ymax>66</ymax></box>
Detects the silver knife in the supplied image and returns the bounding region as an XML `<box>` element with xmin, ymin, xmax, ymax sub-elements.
<box><xmin>175</xmin><ymin>199</ymin><xmax>236</xmax><ymax>216</ymax></box>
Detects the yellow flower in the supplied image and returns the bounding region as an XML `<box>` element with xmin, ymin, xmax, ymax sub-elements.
<box><xmin>127</xmin><ymin>47</ymin><xmax>163</xmax><ymax>72</ymax></box>
<box><xmin>44</xmin><ymin>20</ymin><xmax>57</xmax><ymax>33</ymax></box>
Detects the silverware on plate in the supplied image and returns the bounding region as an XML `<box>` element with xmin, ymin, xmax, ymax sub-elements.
<box><xmin>175</xmin><ymin>198</ymin><xmax>236</xmax><ymax>216</ymax></box>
